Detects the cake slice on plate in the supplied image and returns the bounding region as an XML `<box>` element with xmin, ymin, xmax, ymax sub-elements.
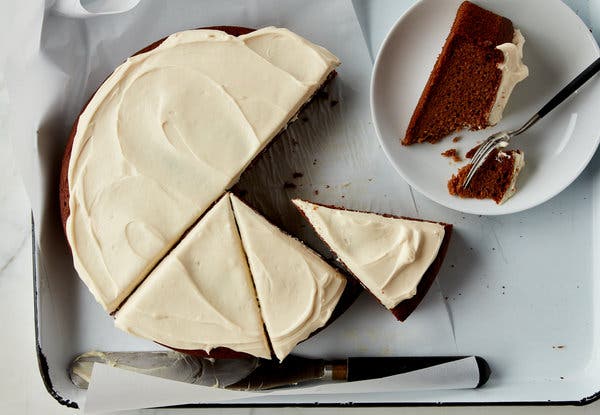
<box><xmin>402</xmin><ymin>1</ymin><xmax>528</xmax><ymax>145</ymax></box>
<box><xmin>448</xmin><ymin>147</ymin><xmax>525</xmax><ymax>204</ymax></box>
<box><xmin>114</xmin><ymin>194</ymin><xmax>270</xmax><ymax>359</ymax></box>
<box><xmin>230</xmin><ymin>194</ymin><xmax>346</xmax><ymax>361</ymax></box>
<box><xmin>293</xmin><ymin>200</ymin><xmax>452</xmax><ymax>321</ymax></box>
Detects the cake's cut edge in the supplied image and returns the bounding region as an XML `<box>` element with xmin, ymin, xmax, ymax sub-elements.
<box><xmin>292</xmin><ymin>199</ymin><xmax>452</xmax><ymax>322</ymax></box>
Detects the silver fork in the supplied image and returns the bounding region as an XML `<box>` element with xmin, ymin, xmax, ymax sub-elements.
<box><xmin>463</xmin><ymin>56</ymin><xmax>600</xmax><ymax>189</ymax></box>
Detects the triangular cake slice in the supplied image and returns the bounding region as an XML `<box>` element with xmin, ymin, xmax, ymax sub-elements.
<box><xmin>230</xmin><ymin>194</ymin><xmax>346</xmax><ymax>361</ymax></box>
<box><xmin>402</xmin><ymin>1</ymin><xmax>528</xmax><ymax>145</ymax></box>
<box><xmin>448</xmin><ymin>148</ymin><xmax>524</xmax><ymax>204</ymax></box>
<box><xmin>114</xmin><ymin>194</ymin><xmax>270</xmax><ymax>359</ymax></box>
<box><xmin>293</xmin><ymin>200</ymin><xmax>452</xmax><ymax>321</ymax></box>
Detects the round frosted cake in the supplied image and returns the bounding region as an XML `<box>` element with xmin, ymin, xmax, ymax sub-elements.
<box><xmin>60</xmin><ymin>25</ymin><xmax>361</xmax><ymax>360</ymax></box>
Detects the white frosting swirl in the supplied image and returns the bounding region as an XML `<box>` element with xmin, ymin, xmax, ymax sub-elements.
<box><xmin>114</xmin><ymin>195</ymin><xmax>271</xmax><ymax>357</ymax></box>
<box><xmin>66</xmin><ymin>27</ymin><xmax>340</xmax><ymax>312</ymax></box>
<box><xmin>230</xmin><ymin>195</ymin><xmax>346</xmax><ymax>361</ymax></box>
<box><xmin>293</xmin><ymin>200</ymin><xmax>445</xmax><ymax>309</ymax></box>
<box><xmin>489</xmin><ymin>29</ymin><xmax>529</xmax><ymax>125</ymax></box>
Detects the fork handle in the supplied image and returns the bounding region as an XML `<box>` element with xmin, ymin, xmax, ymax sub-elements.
<box><xmin>537</xmin><ymin>56</ymin><xmax>600</xmax><ymax>118</ymax></box>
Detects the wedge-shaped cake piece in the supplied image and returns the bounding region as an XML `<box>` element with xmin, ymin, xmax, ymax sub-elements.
<box><xmin>230</xmin><ymin>195</ymin><xmax>346</xmax><ymax>361</ymax></box>
<box><xmin>62</xmin><ymin>27</ymin><xmax>340</xmax><ymax>312</ymax></box>
<box><xmin>114</xmin><ymin>194</ymin><xmax>270</xmax><ymax>359</ymax></box>
<box><xmin>402</xmin><ymin>1</ymin><xmax>528</xmax><ymax>145</ymax></box>
<box><xmin>293</xmin><ymin>200</ymin><xmax>452</xmax><ymax>321</ymax></box>
<box><xmin>448</xmin><ymin>148</ymin><xmax>524</xmax><ymax>204</ymax></box>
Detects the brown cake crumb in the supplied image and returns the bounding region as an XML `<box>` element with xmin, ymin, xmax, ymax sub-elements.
<box><xmin>283</xmin><ymin>182</ymin><xmax>297</xmax><ymax>189</ymax></box>
<box><xmin>292</xmin><ymin>172</ymin><xmax>304</xmax><ymax>179</ymax></box>
<box><xmin>441</xmin><ymin>148</ymin><xmax>462</xmax><ymax>162</ymax></box>
<box><xmin>448</xmin><ymin>148</ymin><xmax>521</xmax><ymax>204</ymax></box>
<box><xmin>452</xmin><ymin>136</ymin><xmax>462</xmax><ymax>143</ymax></box>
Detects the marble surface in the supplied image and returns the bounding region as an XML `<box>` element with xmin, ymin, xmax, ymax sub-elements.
<box><xmin>2</xmin><ymin>0</ymin><xmax>600</xmax><ymax>414</ymax></box>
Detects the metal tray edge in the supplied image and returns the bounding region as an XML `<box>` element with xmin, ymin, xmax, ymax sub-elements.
<box><xmin>32</xmin><ymin>214</ymin><xmax>79</xmax><ymax>409</ymax></box>
<box><xmin>30</xmin><ymin>214</ymin><xmax>600</xmax><ymax>408</ymax></box>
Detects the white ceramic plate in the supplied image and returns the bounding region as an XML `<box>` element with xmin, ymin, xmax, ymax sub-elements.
<box><xmin>371</xmin><ymin>0</ymin><xmax>600</xmax><ymax>215</ymax></box>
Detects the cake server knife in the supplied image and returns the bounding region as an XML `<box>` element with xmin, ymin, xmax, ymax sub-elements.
<box><xmin>69</xmin><ymin>351</ymin><xmax>490</xmax><ymax>391</ymax></box>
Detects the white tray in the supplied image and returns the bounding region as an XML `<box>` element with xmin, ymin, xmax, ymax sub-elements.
<box><xmin>31</xmin><ymin>0</ymin><xmax>600</xmax><ymax>408</ymax></box>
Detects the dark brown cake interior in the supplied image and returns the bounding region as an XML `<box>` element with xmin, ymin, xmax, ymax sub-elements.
<box><xmin>402</xmin><ymin>1</ymin><xmax>514</xmax><ymax>145</ymax></box>
<box><xmin>441</xmin><ymin>148</ymin><xmax>461</xmax><ymax>162</ymax></box>
<box><xmin>448</xmin><ymin>148</ymin><xmax>520</xmax><ymax>204</ymax></box>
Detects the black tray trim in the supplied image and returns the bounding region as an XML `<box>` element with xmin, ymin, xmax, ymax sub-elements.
<box><xmin>32</xmin><ymin>214</ymin><xmax>78</xmax><ymax>409</ymax></box>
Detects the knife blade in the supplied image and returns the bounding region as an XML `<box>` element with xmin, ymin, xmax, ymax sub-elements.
<box><xmin>69</xmin><ymin>351</ymin><xmax>490</xmax><ymax>391</ymax></box>
<box><xmin>69</xmin><ymin>351</ymin><xmax>259</xmax><ymax>389</ymax></box>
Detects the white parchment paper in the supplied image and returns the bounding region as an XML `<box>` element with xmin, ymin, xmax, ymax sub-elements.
<box><xmin>2</xmin><ymin>0</ymin><xmax>459</xmax><ymax>407</ymax></box>
<box><xmin>85</xmin><ymin>357</ymin><xmax>480</xmax><ymax>413</ymax></box>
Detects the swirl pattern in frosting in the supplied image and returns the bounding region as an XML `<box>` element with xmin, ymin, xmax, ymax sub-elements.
<box><xmin>293</xmin><ymin>200</ymin><xmax>445</xmax><ymax>309</ymax></box>
<box><xmin>66</xmin><ymin>27</ymin><xmax>340</xmax><ymax>312</ymax></box>
<box><xmin>230</xmin><ymin>194</ymin><xmax>346</xmax><ymax>361</ymax></box>
<box><xmin>114</xmin><ymin>195</ymin><xmax>271</xmax><ymax>357</ymax></box>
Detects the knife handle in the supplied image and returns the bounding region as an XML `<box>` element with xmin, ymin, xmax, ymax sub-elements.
<box><xmin>333</xmin><ymin>356</ymin><xmax>490</xmax><ymax>388</ymax></box>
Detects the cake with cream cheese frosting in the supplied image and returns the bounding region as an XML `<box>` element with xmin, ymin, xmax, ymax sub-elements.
<box><xmin>292</xmin><ymin>200</ymin><xmax>452</xmax><ymax>321</ymax></box>
<box><xmin>231</xmin><ymin>195</ymin><xmax>347</xmax><ymax>361</ymax></box>
<box><xmin>59</xmin><ymin>26</ymin><xmax>340</xmax><ymax>315</ymax></box>
<box><xmin>114</xmin><ymin>193</ymin><xmax>357</xmax><ymax>361</ymax></box>
<box><xmin>448</xmin><ymin>147</ymin><xmax>524</xmax><ymax>204</ymax></box>
<box><xmin>402</xmin><ymin>1</ymin><xmax>528</xmax><ymax>145</ymax></box>
<box><xmin>114</xmin><ymin>194</ymin><xmax>271</xmax><ymax>359</ymax></box>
